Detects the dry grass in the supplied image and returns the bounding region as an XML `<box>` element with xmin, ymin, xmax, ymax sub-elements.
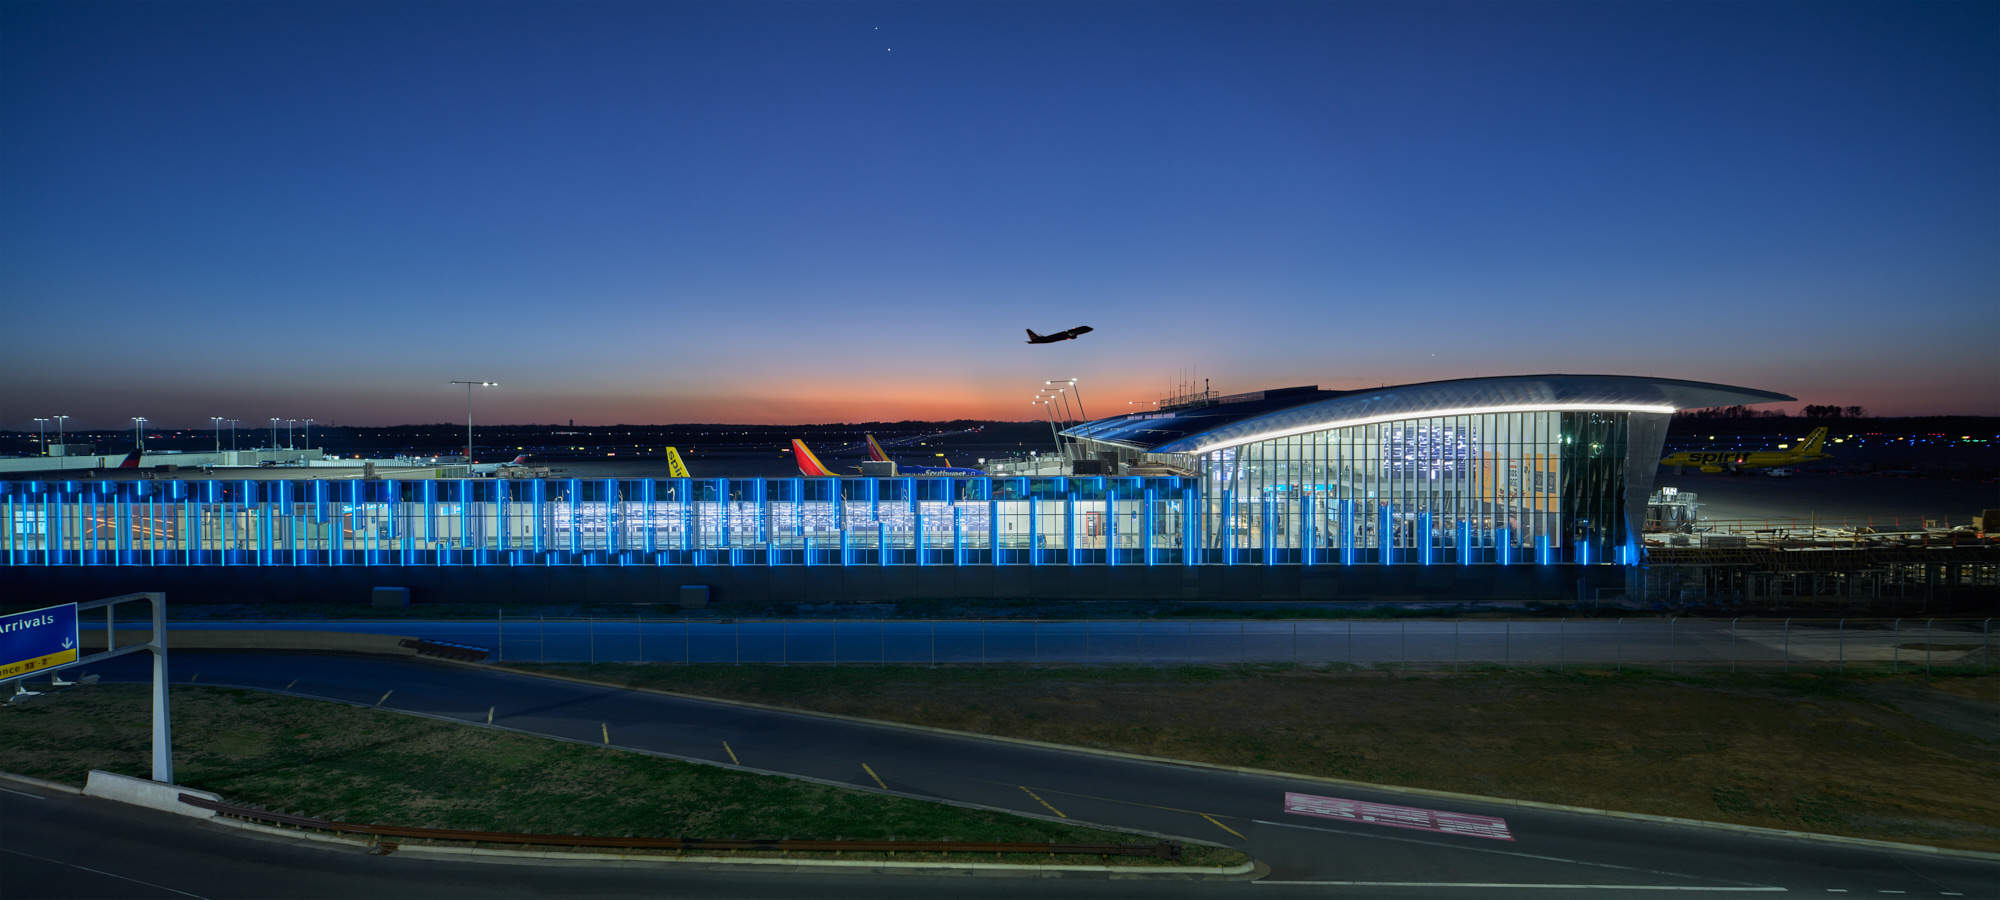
<box><xmin>0</xmin><ymin>684</ymin><xmax>1245</xmax><ymax>867</ymax></box>
<box><xmin>508</xmin><ymin>662</ymin><xmax>2000</xmax><ymax>853</ymax></box>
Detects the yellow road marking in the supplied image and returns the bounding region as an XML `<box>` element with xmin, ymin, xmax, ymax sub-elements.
<box><xmin>284</xmin><ymin>679</ymin><xmax>297</xmax><ymax>691</ymax></box>
<box><xmin>1020</xmin><ymin>786</ymin><xmax>1066</xmax><ymax>818</ymax></box>
<box><xmin>1202</xmin><ymin>813</ymin><xmax>1246</xmax><ymax>840</ymax></box>
<box><xmin>862</xmin><ymin>763</ymin><xmax>887</xmax><ymax>790</ymax></box>
<box><xmin>487</xmin><ymin>707</ymin><xmax>494</xmax><ymax>724</ymax></box>
<box><xmin>723</xmin><ymin>742</ymin><xmax>740</xmax><ymax>765</ymax></box>
<box><xmin>376</xmin><ymin>690</ymin><xmax>392</xmax><ymax>706</ymax></box>
<box><xmin>602</xmin><ymin>723</ymin><xmax>610</xmax><ymax>744</ymax></box>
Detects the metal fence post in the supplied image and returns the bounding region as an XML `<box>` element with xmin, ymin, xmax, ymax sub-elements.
<box><xmin>1892</xmin><ymin>618</ymin><xmax>1900</xmax><ymax>673</ymax></box>
<box><xmin>1241</xmin><ymin>621</ymin><xmax>1247</xmax><ymax>665</ymax></box>
<box><xmin>1925</xmin><ymin>618</ymin><xmax>1933</xmax><ymax>674</ymax></box>
<box><xmin>1401</xmin><ymin>620</ymin><xmax>1407</xmax><ymax>669</ymax></box>
<box><xmin>1730</xmin><ymin>617</ymin><xmax>1738</xmax><ymax>673</ymax></box>
<box><xmin>1293</xmin><ymin>621</ymin><xmax>1298</xmax><ymax>665</ymax></box>
<box><xmin>1504</xmin><ymin>619</ymin><xmax>1510</xmax><ymax>670</ymax></box>
<box><xmin>1669</xmin><ymin>617</ymin><xmax>1676</xmax><ymax>673</ymax></box>
<box><xmin>1783</xmin><ymin>618</ymin><xmax>1790</xmax><ymax>672</ymax></box>
<box><xmin>1557</xmin><ymin>618</ymin><xmax>1564</xmax><ymax>671</ymax></box>
<box><xmin>1985</xmin><ymin>618</ymin><xmax>1992</xmax><ymax>674</ymax></box>
<box><xmin>1348</xmin><ymin>620</ymin><xmax>1354</xmax><ymax>667</ymax></box>
<box><xmin>1837</xmin><ymin>618</ymin><xmax>1843</xmax><ymax>673</ymax></box>
<box><xmin>1614</xmin><ymin>618</ymin><xmax>1621</xmax><ymax>673</ymax></box>
<box><xmin>1453</xmin><ymin>619</ymin><xmax>1460</xmax><ymax>671</ymax></box>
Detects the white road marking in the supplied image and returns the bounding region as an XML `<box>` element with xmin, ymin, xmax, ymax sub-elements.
<box><xmin>0</xmin><ymin>786</ymin><xmax>48</xmax><ymax>799</ymax></box>
<box><xmin>0</xmin><ymin>846</ymin><xmax>209</xmax><ymax>898</ymax></box>
<box><xmin>1253</xmin><ymin>820</ymin><xmax>1767</xmax><ymax>887</ymax></box>
<box><xmin>1253</xmin><ymin>883</ymin><xmax>1785</xmax><ymax>891</ymax></box>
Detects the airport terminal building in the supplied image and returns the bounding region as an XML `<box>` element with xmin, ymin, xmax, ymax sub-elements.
<box><xmin>0</xmin><ymin>375</ymin><xmax>1800</xmax><ymax>603</ymax></box>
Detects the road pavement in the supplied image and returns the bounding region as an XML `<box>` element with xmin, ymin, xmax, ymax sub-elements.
<box><xmin>5</xmin><ymin>651</ymin><xmax>1995</xmax><ymax>899</ymax></box>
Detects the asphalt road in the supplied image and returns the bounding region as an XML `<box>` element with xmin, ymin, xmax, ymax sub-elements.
<box><xmin>5</xmin><ymin>651</ymin><xmax>1995</xmax><ymax>899</ymax></box>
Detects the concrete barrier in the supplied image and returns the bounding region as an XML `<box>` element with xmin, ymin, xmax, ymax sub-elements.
<box><xmin>83</xmin><ymin>770</ymin><xmax>220</xmax><ymax>818</ymax></box>
<box><xmin>81</xmin><ymin>629</ymin><xmax>420</xmax><ymax>657</ymax></box>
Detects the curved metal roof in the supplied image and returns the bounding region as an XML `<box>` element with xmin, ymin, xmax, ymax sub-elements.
<box><xmin>1063</xmin><ymin>374</ymin><xmax>1794</xmax><ymax>456</ymax></box>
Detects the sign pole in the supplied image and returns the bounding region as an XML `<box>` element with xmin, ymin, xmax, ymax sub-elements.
<box><xmin>150</xmin><ymin>592</ymin><xmax>172</xmax><ymax>782</ymax></box>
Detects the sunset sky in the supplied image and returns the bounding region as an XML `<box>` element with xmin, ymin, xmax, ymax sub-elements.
<box><xmin>3</xmin><ymin>2</ymin><xmax>1995</xmax><ymax>429</ymax></box>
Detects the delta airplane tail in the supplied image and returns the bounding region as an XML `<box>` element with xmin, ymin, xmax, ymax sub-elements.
<box><xmin>791</xmin><ymin>439</ymin><xmax>839</xmax><ymax>477</ymax></box>
<box><xmin>118</xmin><ymin>450</ymin><xmax>142</xmax><ymax>469</ymax></box>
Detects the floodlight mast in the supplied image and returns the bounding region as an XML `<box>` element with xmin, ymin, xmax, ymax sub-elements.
<box><xmin>449</xmin><ymin>381</ymin><xmax>498</xmax><ymax>462</ymax></box>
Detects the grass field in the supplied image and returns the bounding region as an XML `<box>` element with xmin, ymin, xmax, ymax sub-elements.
<box><xmin>0</xmin><ymin>684</ymin><xmax>1245</xmax><ymax>867</ymax></box>
<box><xmin>506</xmin><ymin>662</ymin><xmax>2000</xmax><ymax>853</ymax></box>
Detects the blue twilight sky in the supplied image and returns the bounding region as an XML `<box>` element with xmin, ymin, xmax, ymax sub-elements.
<box><xmin>3</xmin><ymin>2</ymin><xmax>1995</xmax><ymax>430</ymax></box>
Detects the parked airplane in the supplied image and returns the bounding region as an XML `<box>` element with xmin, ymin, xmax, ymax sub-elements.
<box><xmin>468</xmin><ymin>454</ymin><xmax>531</xmax><ymax>475</ymax></box>
<box><xmin>1026</xmin><ymin>326</ymin><xmax>1093</xmax><ymax>344</ymax></box>
<box><xmin>1660</xmin><ymin>428</ymin><xmax>1832</xmax><ymax>474</ymax></box>
<box><xmin>864</xmin><ymin>434</ymin><xmax>985</xmax><ymax>476</ymax></box>
<box><xmin>664</xmin><ymin>446</ymin><xmax>691</xmax><ymax>479</ymax></box>
<box><xmin>790</xmin><ymin>439</ymin><xmax>982</xmax><ymax>477</ymax></box>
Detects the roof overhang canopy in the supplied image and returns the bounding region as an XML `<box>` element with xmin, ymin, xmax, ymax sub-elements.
<box><xmin>1063</xmin><ymin>374</ymin><xmax>1794</xmax><ymax>457</ymax></box>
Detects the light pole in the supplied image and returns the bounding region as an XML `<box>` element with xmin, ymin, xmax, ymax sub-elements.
<box><xmin>269</xmin><ymin>418</ymin><xmax>279</xmax><ymax>451</ymax></box>
<box><xmin>449</xmin><ymin>381</ymin><xmax>498</xmax><ymax>461</ymax></box>
<box><xmin>131</xmin><ymin>417</ymin><xmax>148</xmax><ymax>453</ymax></box>
<box><xmin>227</xmin><ymin>420</ymin><xmax>239</xmax><ymax>452</ymax></box>
<box><xmin>286</xmin><ymin>419</ymin><xmax>298</xmax><ymax>450</ymax></box>
<box><xmin>33</xmin><ymin>418</ymin><xmax>48</xmax><ymax>455</ymax></box>
<box><xmin>53</xmin><ymin>415</ymin><xmax>68</xmax><ymax>451</ymax></box>
<box><xmin>210</xmin><ymin>417</ymin><xmax>223</xmax><ymax>453</ymax></box>
<box><xmin>303</xmin><ymin>418</ymin><xmax>315</xmax><ymax>451</ymax></box>
<box><xmin>1048</xmin><ymin>378</ymin><xmax>1086</xmax><ymax>423</ymax></box>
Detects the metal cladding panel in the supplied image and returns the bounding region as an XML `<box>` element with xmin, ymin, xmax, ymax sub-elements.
<box><xmin>1065</xmin><ymin>374</ymin><xmax>1794</xmax><ymax>455</ymax></box>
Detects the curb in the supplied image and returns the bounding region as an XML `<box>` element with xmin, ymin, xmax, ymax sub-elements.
<box><xmin>0</xmin><ymin>770</ymin><xmax>82</xmax><ymax>795</ymax></box>
<box><xmin>482</xmin><ymin>661</ymin><xmax>2000</xmax><ymax>864</ymax></box>
<box><xmin>203</xmin><ymin>810</ymin><xmax>1257</xmax><ymax>878</ymax></box>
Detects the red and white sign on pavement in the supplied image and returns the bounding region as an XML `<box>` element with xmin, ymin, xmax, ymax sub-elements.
<box><xmin>1284</xmin><ymin>792</ymin><xmax>1514</xmax><ymax>841</ymax></box>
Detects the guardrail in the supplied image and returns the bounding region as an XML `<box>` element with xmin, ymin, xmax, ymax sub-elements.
<box><xmin>177</xmin><ymin>794</ymin><xmax>1181</xmax><ymax>858</ymax></box>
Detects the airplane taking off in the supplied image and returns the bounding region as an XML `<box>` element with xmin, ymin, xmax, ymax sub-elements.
<box><xmin>863</xmin><ymin>434</ymin><xmax>985</xmax><ymax>476</ymax></box>
<box><xmin>468</xmin><ymin>454</ymin><xmax>531</xmax><ymax>475</ymax></box>
<box><xmin>1026</xmin><ymin>326</ymin><xmax>1092</xmax><ymax>344</ymax></box>
<box><xmin>1660</xmin><ymin>428</ymin><xmax>1832</xmax><ymax>474</ymax></box>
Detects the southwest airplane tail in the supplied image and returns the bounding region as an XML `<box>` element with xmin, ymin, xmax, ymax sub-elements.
<box><xmin>864</xmin><ymin>434</ymin><xmax>892</xmax><ymax>463</ymax></box>
<box><xmin>664</xmin><ymin>446</ymin><xmax>691</xmax><ymax>479</ymax></box>
<box><xmin>791</xmin><ymin>439</ymin><xmax>839</xmax><ymax>477</ymax></box>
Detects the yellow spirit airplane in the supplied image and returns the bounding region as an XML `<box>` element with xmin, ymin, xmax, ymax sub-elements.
<box><xmin>1660</xmin><ymin>428</ymin><xmax>1831</xmax><ymax>474</ymax></box>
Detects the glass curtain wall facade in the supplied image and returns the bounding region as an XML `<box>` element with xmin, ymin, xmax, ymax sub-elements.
<box><xmin>0</xmin><ymin>476</ymin><xmax>1198</xmax><ymax>568</ymax></box>
<box><xmin>1184</xmin><ymin>410</ymin><xmax>1633</xmax><ymax>565</ymax></box>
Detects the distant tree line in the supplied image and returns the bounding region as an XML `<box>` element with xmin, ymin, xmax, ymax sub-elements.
<box><xmin>1675</xmin><ymin>404</ymin><xmax>1866</xmax><ymax>421</ymax></box>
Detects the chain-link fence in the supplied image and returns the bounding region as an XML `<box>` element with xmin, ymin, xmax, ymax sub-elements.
<box><xmin>492</xmin><ymin>615</ymin><xmax>1994</xmax><ymax>672</ymax></box>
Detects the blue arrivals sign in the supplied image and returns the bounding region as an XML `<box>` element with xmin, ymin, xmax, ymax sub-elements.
<box><xmin>0</xmin><ymin>603</ymin><xmax>80</xmax><ymax>682</ymax></box>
